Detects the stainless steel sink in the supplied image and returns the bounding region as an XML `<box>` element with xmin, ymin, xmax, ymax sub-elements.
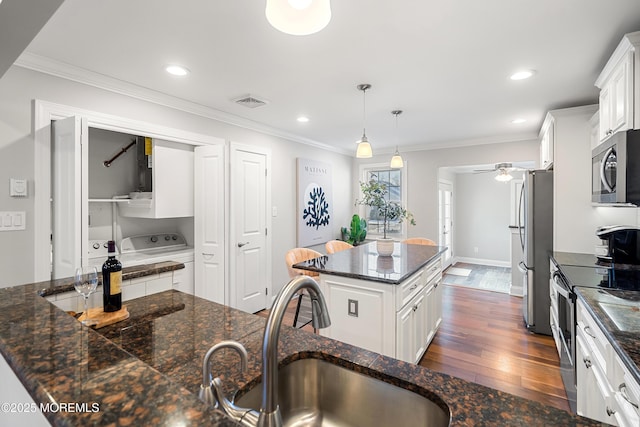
<box><xmin>234</xmin><ymin>358</ymin><xmax>450</xmax><ymax>427</ymax></box>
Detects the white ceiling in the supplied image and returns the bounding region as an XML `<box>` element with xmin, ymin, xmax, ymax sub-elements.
<box><xmin>5</xmin><ymin>0</ymin><xmax>640</xmax><ymax>155</ymax></box>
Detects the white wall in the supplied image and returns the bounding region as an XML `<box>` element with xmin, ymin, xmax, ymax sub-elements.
<box><xmin>552</xmin><ymin>105</ymin><xmax>639</xmax><ymax>253</ymax></box>
<box><xmin>355</xmin><ymin>139</ymin><xmax>540</xmax><ymax>246</ymax></box>
<box><xmin>454</xmin><ymin>172</ymin><xmax>514</xmax><ymax>264</ymax></box>
<box><xmin>0</xmin><ymin>66</ymin><xmax>353</xmax><ymax>292</ymax></box>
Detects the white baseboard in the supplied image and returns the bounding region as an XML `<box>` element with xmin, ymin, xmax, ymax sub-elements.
<box><xmin>452</xmin><ymin>256</ymin><xmax>511</xmax><ymax>268</ymax></box>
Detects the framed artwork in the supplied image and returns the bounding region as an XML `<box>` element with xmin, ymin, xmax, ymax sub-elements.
<box><xmin>297</xmin><ymin>158</ymin><xmax>333</xmax><ymax>247</ymax></box>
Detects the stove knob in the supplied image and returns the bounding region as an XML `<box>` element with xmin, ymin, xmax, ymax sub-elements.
<box><xmin>103</xmin><ymin>242</ymin><xmax>109</xmax><ymax>249</ymax></box>
<box><xmin>165</xmin><ymin>235</ymin><xmax>171</xmax><ymax>241</ymax></box>
<box><xmin>150</xmin><ymin>236</ymin><xmax>158</xmax><ymax>243</ymax></box>
<box><xmin>172</xmin><ymin>235</ymin><xmax>178</xmax><ymax>240</ymax></box>
<box><xmin>93</xmin><ymin>242</ymin><xmax>100</xmax><ymax>250</ymax></box>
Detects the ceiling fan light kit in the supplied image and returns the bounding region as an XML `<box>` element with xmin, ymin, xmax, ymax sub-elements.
<box><xmin>265</xmin><ymin>0</ymin><xmax>332</xmax><ymax>36</ymax></box>
<box><xmin>495</xmin><ymin>169</ymin><xmax>513</xmax><ymax>182</ymax></box>
<box><xmin>355</xmin><ymin>83</ymin><xmax>373</xmax><ymax>158</ymax></box>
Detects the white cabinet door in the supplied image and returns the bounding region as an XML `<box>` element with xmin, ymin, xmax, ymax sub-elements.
<box><xmin>152</xmin><ymin>140</ymin><xmax>194</xmax><ymax>218</ymax></box>
<box><xmin>412</xmin><ymin>289</ymin><xmax>428</xmax><ymax>363</ymax></box>
<box><xmin>194</xmin><ymin>144</ymin><xmax>225</xmax><ymax>304</ymax></box>
<box><xmin>396</xmin><ymin>299</ymin><xmax>414</xmax><ymax>363</ymax></box>
<box><xmin>599</xmin><ymin>86</ymin><xmax>612</xmax><ymax>141</ymax></box>
<box><xmin>611</xmin><ymin>55</ymin><xmax>631</xmax><ymax>134</ymax></box>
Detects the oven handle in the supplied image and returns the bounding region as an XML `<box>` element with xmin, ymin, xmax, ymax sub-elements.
<box><xmin>600</xmin><ymin>146</ymin><xmax>615</xmax><ymax>193</ymax></box>
<box><xmin>551</xmin><ymin>272</ymin><xmax>572</xmax><ymax>300</ymax></box>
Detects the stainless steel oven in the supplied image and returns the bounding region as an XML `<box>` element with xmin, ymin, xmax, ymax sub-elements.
<box><xmin>592</xmin><ymin>129</ymin><xmax>640</xmax><ymax>205</ymax></box>
<box><xmin>549</xmin><ymin>266</ymin><xmax>576</xmax><ymax>413</ymax></box>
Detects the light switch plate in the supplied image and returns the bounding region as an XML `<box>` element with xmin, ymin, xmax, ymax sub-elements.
<box><xmin>348</xmin><ymin>299</ymin><xmax>358</xmax><ymax>317</ymax></box>
<box><xmin>0</xmin><ymin>212</ymin><xmax>26</xmax><ymax>231</ymax></box>
<box><xmin>10</xmin><ymin>179</ymin><xmax>27</xmax><ymax>197</ymax></box>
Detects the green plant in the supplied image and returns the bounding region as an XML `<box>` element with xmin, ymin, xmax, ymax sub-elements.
<box><xmin>356</xmin><ymin>179</ymin><xmax>415</xmax><ymax>239</ymax></box>
<box><xmin>341</xmin><ymin>214</ymin><xmax>367</xmax><ymax>245</ymax></box>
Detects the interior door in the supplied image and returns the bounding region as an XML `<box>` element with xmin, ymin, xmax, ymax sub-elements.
<box><xmin>438</xmin><ymin>181</ymin><xmax>453</xmax><ymax>268</ymax></box>
<box><xmin>194</xmin><ymin>144</ymin><xmax>225</xmax><ymax>304</ymax></box>
<box><xmin>230</xmin><ymin>145</ymin><xmax>269</xmax><ymax>313</ymax></box>
<box><xmin>51</xmin><ymin>116</ymin><xmax>88</xmax><ymax>278</ymax></box>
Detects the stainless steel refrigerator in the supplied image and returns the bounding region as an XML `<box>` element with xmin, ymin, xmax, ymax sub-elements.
<box><xmin>518</xmin><ymin>169</ymin><xmax>553</xmax><ymax>335</ymax></box>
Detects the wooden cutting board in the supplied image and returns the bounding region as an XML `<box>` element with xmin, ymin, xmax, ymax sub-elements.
<box><xmin>77</xmin><ymin>306</ymin><xmax>129</xmax><ymax>328</ymax></box>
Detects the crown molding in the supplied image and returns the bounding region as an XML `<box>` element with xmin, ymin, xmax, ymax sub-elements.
<box><xmin>14</xmin><ymin>52</ymin><xmax>350</xmax><ymax>155</ymax></box>
<box><xmin>399</xmin><ymin>132</ymin><xmax>539</xmax><ymax>153</ymax></box>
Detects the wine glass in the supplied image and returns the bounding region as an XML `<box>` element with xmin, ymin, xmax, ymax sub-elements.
<box><xmin>74</xmin><ymin>266</ymin><xmax>98</xmax><ymax>326</ymax></box>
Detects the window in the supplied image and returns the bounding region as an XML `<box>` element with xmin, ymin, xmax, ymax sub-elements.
<box><xmin>359</xmin><ymin>163</ymin><xmax>408</xmax><ymax>238</ymax></box>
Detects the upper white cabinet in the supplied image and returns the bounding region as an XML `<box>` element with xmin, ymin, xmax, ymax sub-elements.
<box><xmin>595</xmin><ymin>31</ymin><xmax>640</xmax><ymax>143</ymax></box>
<box><xmin>119</xmin><ymin>139</ymin><xmax>194</xmax><ymax>218</ymax></box>
<box><xmin>539</xmin><ymin>112</ymin><xmax>555</xmax><ymax>169</ymax></box>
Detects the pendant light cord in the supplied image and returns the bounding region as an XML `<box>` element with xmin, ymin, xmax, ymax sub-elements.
<box><xmin>362</xmin><ymin>87</ymin><xmax>367</xmax><ymax>135</ymax></box>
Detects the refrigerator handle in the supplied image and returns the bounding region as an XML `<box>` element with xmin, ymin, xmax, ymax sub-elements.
<box><xmin>518</xmin><ymin>184</ymin><xmax>525</xmax><ymax>251</ymax></box>
<box><xmin>517</xmin><ymin>261</ymin><xmax>528</xmax><ymax>274</ymax></box>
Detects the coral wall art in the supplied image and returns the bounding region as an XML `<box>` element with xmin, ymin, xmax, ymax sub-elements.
<box><xmin>297</xmin><ymin>158</ymin><xmax>333</xmax><ymax>247</ymax></box>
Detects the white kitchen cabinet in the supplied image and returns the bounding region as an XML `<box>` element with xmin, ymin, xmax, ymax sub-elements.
<box><xmin>119</xmin><ymin>139</ymin><xmax>194</xmax><ymax>218</ymax></box>
<box><xmin>595</xmin><ymin>32</ymin><xmax>640</xmax><ymax>143</ymax></box>
<box><xmin>576</xmin><ymin>298</ymin><xmax>627</xmax><ymax>425</ymax></box>
<box><xmin>612</xmin><ymin>353</ymin><xmax>640</xmax><ymax>427</ymax></box>
<box><xmin>319</xmin><ymin>256</ymin><xmax>442</xmax><ymax>363</ymax></box>
<box><xmin>539</xmin><ymin>112</ymin><xmax>555</xmax><ymax>169</ymax></box>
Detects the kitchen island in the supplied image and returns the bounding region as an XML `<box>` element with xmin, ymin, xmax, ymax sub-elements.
<box><xmin>0</xmin><ymin>263</ymin><xmax>605</xmax><ymax>426</ymax></box>
<box><xmin>293</xmin><ymin>242</ymin><xmax>446</xmax><ymax>363</ymax></box>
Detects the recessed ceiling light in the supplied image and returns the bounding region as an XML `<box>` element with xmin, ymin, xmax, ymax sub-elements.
<box><xmin>165</xmin><ymin>65</ymin><xmax>190</xmax><ymax>76</ymax></box>
<box><xmin>510</xmin><ymin>70</ymin><xmax>535</xmax><ymax>80</ymax></box>
<box><xmin>297</xmin><ymin>116</ymin><xmax>310</xmax><ymax>123</ymax></box>
<box><xmin>511</xmin><ymin>118</ymin><xmax>527</xmax><ymax>124</ymax></box>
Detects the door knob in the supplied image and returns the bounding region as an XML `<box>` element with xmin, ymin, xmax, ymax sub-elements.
<box><xmin>237</xmin><ymin>242</ymin><xmax>250</xmax><ymax>247</ymax></box>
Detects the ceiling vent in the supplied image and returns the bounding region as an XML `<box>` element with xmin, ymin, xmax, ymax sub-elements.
<box><xmin>233</xmin><ymin>94</ymin><xmax>269</xmax><ymax>109</ymax></box>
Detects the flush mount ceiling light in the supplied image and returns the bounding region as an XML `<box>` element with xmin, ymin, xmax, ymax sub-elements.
<box><xmin>265</xmin><ymin>0</ymin><xmax>331</xmax><ymax>36</ymax></box>
<box><xmin>355</xmin><ymin>84</ymin><xmax>373</xmax><ymax>158</ymax></box>
<box><xmin>511</xmin><ymin>118</ymin><xmax>527</xmax><ymax>124</ymax></box>
<box><xmin>165</xmin><ymin>65</ymin><xmax>190</xmax><ymax>76</ymax></box>
<box><xmin>389</xmin><ymin>110</ymin><xmax>404</xmax><ymax>169</ymax></box>
<box><xmin>510</xmin><ymin>70</ymin><xmax>535</xmax><ymax>80</ymax></box>
<box><xmin>297</xmin><ymin>116</ymin><xmax>310</xmax><ymax>123</ymax></box>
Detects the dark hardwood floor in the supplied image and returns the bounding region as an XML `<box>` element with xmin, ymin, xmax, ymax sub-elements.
<box><xmin>419</xmin><ymin>284</ymin><xmax>570</xmax><ymax>412</ymax></box>
<box><xmin>258</xmin><ymin>281</ymin><xmax>570</xmax><ymax>412</ymax></box>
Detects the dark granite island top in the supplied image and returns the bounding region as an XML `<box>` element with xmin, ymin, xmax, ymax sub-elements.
<box><xmin>0</xmin><ymin>267</ymin><xmax>606</xmax><ymax>426</ymax></box>
<box><xmin>293</xmin><ymin>241</ymin><xmax>446</xmax><ymax>284</ymax></box>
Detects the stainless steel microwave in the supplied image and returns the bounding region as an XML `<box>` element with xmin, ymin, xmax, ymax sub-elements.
<box><xmin>592</xmin><ymin>129</ymin><xmax>640</xmax><ymax>205</ymax></box>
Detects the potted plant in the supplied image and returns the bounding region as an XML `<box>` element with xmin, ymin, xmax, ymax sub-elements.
<box><xmin>356</xmin><ymin>179</ymin><xmax>415</xmax><ymax>256</ymax></box>
<box><xmin>341</xmin><ymin>214</ymin><xmax>367</xmax><ymax>245</ymax></box>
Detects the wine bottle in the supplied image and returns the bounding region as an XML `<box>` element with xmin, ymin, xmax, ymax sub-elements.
<box><xmin>102</xmin><ymin>240</ymin><xmax>122</xmax><ymax>312</ymax></box>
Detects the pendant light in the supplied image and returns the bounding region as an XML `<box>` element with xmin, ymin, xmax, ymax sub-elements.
<box><xmin>355</xmin><ymin>84</ymin><xmax>373</xmax><ymax>158</ymax></box>
<box><xmin>265</xmin><ymin>0</ymin><xmax>332</xmax><ymax>36</ymax></box>
<box><xmin>390</xmin><ymin>110</ymin><xmax>404</xmax><ymax>168</ymax></box>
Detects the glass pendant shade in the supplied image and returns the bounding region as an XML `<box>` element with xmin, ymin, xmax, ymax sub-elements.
<box><xmin>265</xmin><ymin>0</ymin><xmax>332</xmax><ymax>35</ymax></box>
<box><xmin>356</xmin><ymin>135</ymin><xmax>373</xmax><ymax>158</ymax></box>
<box><xmin>495</xmin><ymin>169</ymin><xmax>513</xmax><ymax>182</ymax></box>
<box><xmin>390</xmin><ymin>149</ymin><xmax>404</xmax><ymax>168</ymax></box>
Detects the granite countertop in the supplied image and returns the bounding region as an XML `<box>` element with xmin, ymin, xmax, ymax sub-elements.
<box><xmin>293</xmin><ymin>241</ymin><xmax>446</xmax><ymax>284</ymax></box>
<box><xmin>0</xmin><ymin>271</ymin><xmax>605</xmax><ymax>426</ymax></box>
<box><xmin>575</xmin><ymin>287</ymin><xmax>640</xmax><ymax>385</ymax></box>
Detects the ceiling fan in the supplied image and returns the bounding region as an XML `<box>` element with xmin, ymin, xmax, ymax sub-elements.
<box><xmin>473</xmin><ymin>163</ymin><xmax>524</xmax><ymax>182</ymax></box>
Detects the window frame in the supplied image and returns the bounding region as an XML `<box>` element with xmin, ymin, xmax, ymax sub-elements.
<box><xmin>357</xmin><ymin>161</ymin><xmax>410</xmax><ymax>239</ymax></box>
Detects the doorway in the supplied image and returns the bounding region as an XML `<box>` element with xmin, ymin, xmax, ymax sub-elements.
<box><xmin>438</xmin><ymin>180</ymin><xmax>453</xmax><ymax>268</ymax></box>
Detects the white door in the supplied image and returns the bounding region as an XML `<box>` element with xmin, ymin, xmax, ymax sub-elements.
<box><xmin>51</xmin><ymin>116</ymin><xmax>88</xmax><ymax>278</ymax></box>
<box><xmin>230</xmin><ymin>145</ymin><xmax>269</xmax><ymax>313</ymax></box>
<box><xmin>194</xmin><ymin>144</ymin><xmax>225</xmax><ymax>303</ymax></box>
<box><xmin>438</xmin><ymin>181</ymin><xmax>453</xmax><ymax>268</ymax></box>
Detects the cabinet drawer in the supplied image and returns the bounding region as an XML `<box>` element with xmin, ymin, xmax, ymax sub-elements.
<box><xmin>577</xmin><ymin>302</ymin><xmax>611</xmax><ymax>375</ymax></box>
<box><xmin>613</xmin><ymin>354</ymin><xmax>640</xmax><ymax>427</ymax></box>
<box><xmin>397</xmin><ymin>269</ymin><xmax>426</xmax><ymax>311</ymax></box>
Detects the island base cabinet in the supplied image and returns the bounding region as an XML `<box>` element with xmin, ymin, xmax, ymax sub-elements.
<box><xmin>319</xmin><ymin>256</ymin><xmax>442</xmax><ymax>364</ymax></box>
<box><xmin>319</xmin><ymin>278</ymin><xmax>395</xmax><ymax>357</ymax></box>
